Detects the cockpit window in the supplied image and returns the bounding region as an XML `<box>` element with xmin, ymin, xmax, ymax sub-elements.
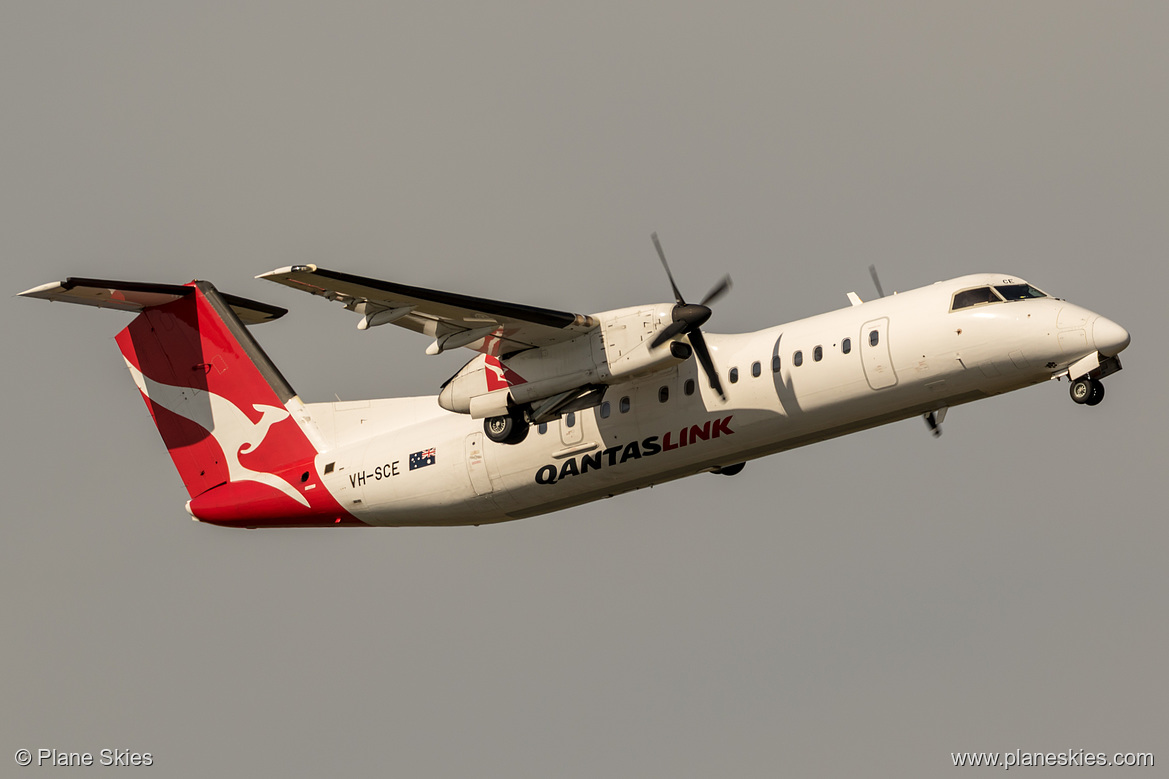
<box><xmin>950</xmin><ymin>286</ymin><xmax>1002</xmax><ymax>311</ymax></box>
<box><xmin>994</xmin><ymin>283</ymin><xmax>1047</xmax><ymax>300</ymax></box>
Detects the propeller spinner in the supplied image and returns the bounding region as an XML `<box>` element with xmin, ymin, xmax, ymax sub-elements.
<box><xmin>648</xmin><ymin>232</ymin><xmax>732</xmax><ymax>400</ymax></box>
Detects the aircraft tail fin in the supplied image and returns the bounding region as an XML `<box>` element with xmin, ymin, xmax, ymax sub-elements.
<box><xmin>20</xmin><ymin>278</ymin><xmax>358</xmax><ymax>527</ymax></box>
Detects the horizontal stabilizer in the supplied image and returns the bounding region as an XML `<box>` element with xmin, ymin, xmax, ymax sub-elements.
<box><xmin>19</xmin><ymin>277</ymin><xmax>286</xmax><ymax>324</ymax></box>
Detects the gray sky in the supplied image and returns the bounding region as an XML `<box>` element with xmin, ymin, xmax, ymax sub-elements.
<box><xmin>2</xmin><ymin>2</ymin><xmax>1166</xmax><ymax>776</ymax></box>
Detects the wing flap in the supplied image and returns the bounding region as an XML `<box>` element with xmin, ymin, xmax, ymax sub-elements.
<box><xmin>259</xmin><ymin>265</ymin><xmax>596</xmax><ymax>354</ymax></box>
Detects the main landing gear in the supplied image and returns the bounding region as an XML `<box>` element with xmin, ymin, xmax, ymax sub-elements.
<box><xmin>484</xmin><ymin>411</ymin><xmax>530</xmax><ymax>445</ymax></box>
<box><xmin>1069</xmin><ymin>377</ymin><xmax>1105</xmax><ymax>406</ymax></box>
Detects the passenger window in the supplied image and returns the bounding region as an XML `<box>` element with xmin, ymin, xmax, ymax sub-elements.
<box><xmin>599</xmin><ymin>402</ymin><xmax>610</xmax><ymax>419</ymax></box>
<box><xmin>772</xmin><ymin>355</ymin><xmax>781</xmax><ymax>373</ymax></box>
<box><xmin>813</xmin><ymin>346</ymin><xmax>823</xmax><ymax>362</ymax></box>
<box><xmin>659</xmin><ymin>386</ymin><xmax>669</xmax><ymax>403</ymax></box>
<box><xmin>841</xmin><ymin>338</ymin><xmax>851</xmax><ymax>354</ymax></box>
<box><xmin>793</xmin><ymin>350</ymin><xmax>803</xmax><ymax>367</ymax></box>
<box><xmin>729</xmin><ymin>367</ymin><xmax>739</xmax><ymax>384</ymax></box>
<box><xmin>565</xmin><ymin>411</ymin><xmax>576</xmax><ymax>428</ymax></box>
<box><xmin>619</xmin><ymin>396</ymin><xmax>631</xmax><ymax>413</ymax></box>
<box><xmin>951</xmin><ymin>286</ymin><xmax>1001</xmax><ymax>311</ymax></box>
<box><xmin>751</xmin><ymin>361</ymin><xmax>761</xmax><ymax>377</ymax></box>
<box><xmin>869</xmin><ymin>330</ymin><xmax>879</xmax><ymax>347</ymax></box>
<box><xmin>538</xmin><ymin>422</ymin><xmax>548</xmax><ymax>435</ymax></box>
<box><xmin>684</xmin><ymin>379</ymin><xmax>695</xmax><ymax>396</ymax></box>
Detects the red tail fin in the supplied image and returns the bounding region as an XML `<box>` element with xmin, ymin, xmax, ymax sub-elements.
<box><xmin>21</xmin><ymin>277</ymin><xmax>361</xmax><ymax>527</ymax></box>
<box><xmin>111</xmin><ymin>282</ymin><xmax>359</xmax><ymax>527</ymax></box>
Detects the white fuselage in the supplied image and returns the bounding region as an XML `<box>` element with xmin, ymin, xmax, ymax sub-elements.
<box><xmin>303</xmin><ymin>274</ymin><xmax>1122</xmax><ymax>526</ymax></box>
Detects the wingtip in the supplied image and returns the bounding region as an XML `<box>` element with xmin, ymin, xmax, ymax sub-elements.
<box><xmin>256</xmin><ymin>264</ymin><xmax>318</xmax><ymax>280</ymax></box>
<box><xmin>18</xmin><ymin>280</ymin><xmax>65</xmax><ymax>298</ymax></box>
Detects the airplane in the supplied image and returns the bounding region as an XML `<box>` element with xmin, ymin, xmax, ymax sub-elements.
<box><xmin>19</xmin><ymin>235</ymin><xmax>1130</xmax><ymax>528</ymax></box>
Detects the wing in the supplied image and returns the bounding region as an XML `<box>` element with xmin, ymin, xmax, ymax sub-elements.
<box><xmin>258</xmin><ymin>265</ymin><xmax>596</xmax><ymax>355</ymax></box>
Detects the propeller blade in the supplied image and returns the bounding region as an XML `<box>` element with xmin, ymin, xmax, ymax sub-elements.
<box><xmin>651</xmin><ymin>232</ymin><xmax>686</xmax><ymax>305</ymax></box>
<box><xmin>687</xmin><ymin>328</ymin><xmax>726</xmax><ymax>401</ymax></box>
<box><xmin>700</xmin><ymin>275</ymin><xmax>732</xmax><ymax>307</ymax></box>
<box><xmin>868</xmin><ymin>264</ymin><xmax>885</xmax><ymax>298</ymax></box>
<box><xmin>649</xmin><ymin>318</ymin><xmax>690</xmax><ymax>349</ymax></box>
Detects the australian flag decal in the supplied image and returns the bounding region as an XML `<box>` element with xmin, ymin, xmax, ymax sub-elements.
<box><xmin>409</xmin><ymin>448</ymin><xmax>436</xmax><ymax>471</ymax></box>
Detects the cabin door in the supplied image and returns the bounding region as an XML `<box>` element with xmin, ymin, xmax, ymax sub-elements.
<box><xmin>465</xmin><ymin>432</ymin><xmax>495</xmax><ymax>496</ymax></box>
<box><xmin>559</xmin><ymin>410</ymin><xmax>584</xmax><ymax>446</ymax></box>
<box><xmin>861</xmin><ymin>317</ymin><xmax>898</xmax><ymax>390</ymax></box>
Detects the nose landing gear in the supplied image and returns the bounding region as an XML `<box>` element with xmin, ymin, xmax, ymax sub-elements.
<box><xmin>1069</xmin><ymin>377</ymin><xmax>1105</xmax><ymax>406</ymax></box>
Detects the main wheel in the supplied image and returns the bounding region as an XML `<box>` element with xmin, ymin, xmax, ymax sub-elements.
<box><xmin>1069</xmin><ymin>378</ymin><xmax>1093</xmax><ymax>404</ymax></box>
<box><xmin>484</xmin><ymin>413</ymin><xmax>529</xmax><ymax>445</ymax></box>
<box><xmin>1085</xmin><ymin>379</ymin><xmax>1105</xmax><ymax>406</ymax></box>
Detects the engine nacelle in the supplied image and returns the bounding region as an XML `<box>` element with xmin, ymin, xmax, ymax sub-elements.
<box><xmin>438</xmin><ymin>338</ymin><xmax>601</xmax><ymax>418</ymax></box>
<box><xmin>437</xmin><ymin>304</ymin><xmax>692</xmax><ymax>417</ymax></box>
<box><xmin>604</xmin><ymin>334</ymin><xmax>692</xmax><ymax>379</ymax></box>
<box><xmin>438</xmin><ymin>356</ymin><xmax>512</xmax><ymax>417</ymax></box>
<box><xmin>594</xmin><ymin>304</ymin><xmax>695</xmax><ymax>381</ymax></box>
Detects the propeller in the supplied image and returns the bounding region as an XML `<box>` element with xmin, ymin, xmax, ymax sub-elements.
<box><xmin>648</xmin><ymin>232</ymin><xmax>732</xmax><ymax>400</ymax></box>
<box><xmin>868</xmin><ymin>264</ymin><xmax>886</xmax><ymax>298</ymax></box>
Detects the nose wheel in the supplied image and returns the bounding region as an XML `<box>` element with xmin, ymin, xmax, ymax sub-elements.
<box><xmin>1069</xmin><ymin>377</ymin><xmax>1105</xmax><ymax>406</ymax></box>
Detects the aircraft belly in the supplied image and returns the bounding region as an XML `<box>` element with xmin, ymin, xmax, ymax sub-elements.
<box><xmin>490</xmin><ymin>406</ymin><xmax>775</xmax><ymax>513</ymax></box>
<box><xmin>490</xmin><ymin>364</ymin><xmax>1025</xmax><ymax>520</ymax></box>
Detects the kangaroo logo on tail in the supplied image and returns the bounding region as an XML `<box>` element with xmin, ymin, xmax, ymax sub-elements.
<box><xmin>124</xmin><ymin>359</ymin><xmax>310</xmax><ymax>507</ymax></box>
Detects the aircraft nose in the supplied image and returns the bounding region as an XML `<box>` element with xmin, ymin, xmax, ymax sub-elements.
<box><xmin>1092</xmin><ymin>316</ymin><xmax>1131</xmax><ymax>356</ymax></box>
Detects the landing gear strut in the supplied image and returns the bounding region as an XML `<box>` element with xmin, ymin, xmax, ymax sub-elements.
<box><xmin>484</xmin><ymin>411</ymin><xmax>530</xmax><ymax>445</ymax></box>
<box><xmin>1069</xmin><ymin>377</ymin><xmax>1105</xmax><ymax>406</ymax></box>
<box><xmin>923</xmin><ymin>407</ymin><xmax>947</xmax><ymax>437</ymax></box>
